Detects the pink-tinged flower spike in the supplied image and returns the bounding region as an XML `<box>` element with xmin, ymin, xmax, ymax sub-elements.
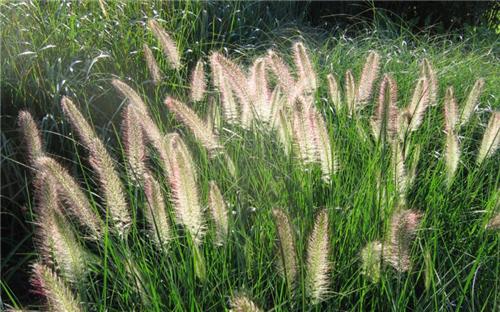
<box><xmin>61</xmin><ymin>96</ymin><xmax>131</xmax><ymax>237</ymax></box>
<box><xmin>122</xmin><ymin>104</ymin><xmax>146</xmax><ymax>184</ymax></box>
<box><xmin>210</xmin><ymin>52</ymin><xmax>240</xmax><ymax>124</ymax></box>
<box><xmin>306</xmin><ymin>209</ymin><xmax>330</xmax><ymax>304</ymax></box>
<box><xmin>361</xmin><ymin>241</ymin><xmax>382</xmax><ymax>282</ymax></box>
<box><xmin>356</xmin><ymin>51</ymin><xmax>381</xmax><ymax>109</ymax></box>
<box><xmin>143</xmin><ymin>44</ymin><xmax>162</xmax><ymax>85</ymax></box>
<box><xmin>309</xmin><ymin>108</ymin><xmax>339</xmax><ymax>181</ymax></box>
<box><xmin>477</xmin><ymin>111</ymin><xmax>500</xmax><ymax>165</ymax></box>
<box><xmin>143</xmin><ymin>171</ymin><xmax>171</xmax><ymax>247</ymax></box>
<box><xmin>35</xmin><ymin>156</ymin><xmax>103</xmax><ymax>239</ymax></box>
<box><xmin>208</xmin><ymin>181</ymin><xmax>229</xmax><ymax>245</ymax></box>
<box><xmin>147</xmin><ymin>19</ymin><xmax>181</xmax><ymax>69</ymax></box>
<box><xmin>443</xmin><ymin>87</ymin><xmax>460</xmax><ymax>185</ymax></box>
<box><xmin>292</xmin><ymin>42</ymin><xmax>317</xmax><ymax>93</ymax></box>
<box><xmin>18</xmin><ymin>110</ymin><xmax>44</xmax><ymax>163</ymax></box>
<box><xmin>327</xmin><ymin>74</ymin><xmax>342</xmax><ymax>112</ymax></box>
<box><xmin>404</xmin><ymin>77</ymin><xmax>430</xmax><ymax>132</ymax></box>
<box><xmin>291</xmin><ymin>100</ymin><xmax>317</xmax><ymax>164</ymax></box>
<box><xmin>370</xmin><ymin>74</ymin><xmax>399</xmax><ymax>142</ymax></box>
<box><xmin>230</xmin><ymin>295</ymin><xmax>263</xmax><ymax>312</ymax></box>
<box><xmin>31</xmin><ymin>263</ymin><xmax>83</xmax><ymax>312</ymax></box>
<box><xmin>419</xmin><ymin>59</ymin><xmax>438</xmax><ymax>106</ymax></box>
<box><xmin>391</xmin><ymin>142</ymin><xmax>407</xmax><ymax>203</ymax></box>
<box><xmin>344</xmin><ymin>70</ymin><xmax>356</xmax><ymax>116</ymax></box>
<box><xmin>272</xmin><ymin>208</ymin><xmax>297</xmax><ymax>292</ymax></box>
<box><xmin>166</xmin><ymin>133</ymin><xmax>205</xmax><ymax>244</ymax></box>
<box><xmin>266</xmin><ymin>49</ymin><xmax>295</xmax><ymax>99</ymax></box>
<box><xmin>460</xmin><ymin>78</ymin><xmax>485</xmax><ymax>127</ymax></box>
<box><xmin>384</xmin><ymin>209</ymin><xmax>422</xmax><ymax>272</ymax></box>
<box><xmin>35</xmin><ymin>174</ymin><xmax>88</xmax><ymax>283</ymax></box>
<box><xmin>249</xmin><ymin>57</ymin><xmax>271</xmax><ymax>123</ymax></box>
<box><xmin>190</xmin><ymin>59</ymin><xmax>206</xmax><ymax>102</ymax></box>
<box><xmin>112</xmin><ymin>79</ymin><xmax>171</xmax><ymax>175</ymax></box>
<box><xmin>165</xmin><ymin>96</ymin><xmax>222</xmax><ymax>157</ymax></box>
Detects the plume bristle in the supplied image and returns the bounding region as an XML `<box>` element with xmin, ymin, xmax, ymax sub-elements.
<box><xmin>143</xmin><ymin>172</ymin><xmax>171</xmax><ymax>247</ymax></box>
<box><xmin>166</xmin><ymin>133</ymin><xmax>205</xmax><ymax>244</ymax></box>
<box><xmin>356</xmin><ymin>51</ymin><xmax>381</xmax><ymax>107</ymax></box>
<box><xmin>18</xmin><ymin>110</ymin><xmax>44</xmax><ymax>163</ymax></box>
<box><xmin>477</xmin><ymin>111</ymin><xmax>500</xmax><ymax>164</ymax></box>
<box><xmin>31</xmin><ymin>263</ymin><xmax>82</xmax><ymax>312</ymax></box>
<box><xmin>190</xmin><ymin>59</ymin><xmax>206</xmax><ymax>102</ymax></box>
<box><xmin>272</xmin><ymin>209</ymin><xmax>297</xmax><ymax>290</ymax></box>
<box><xmin>35</xmin><ymin>156</ymin><xmax>102</xmax><ymax>239</ymax></box>
<box><xmin>143</xmin><ymin>44</ymin><xmax>162</xmax><ymax>85</ymax></box>
<box><xmin>165</xmin><ymin>97</ymin><xmax>222</xmax><ymax>156</ymax></box>
<box><xmin>147</xmin><ymin>19</ymin><xmax>181</xmax><ymax>69</ymax></box>
<box><xmin>208</xmin><ymin>181</ymin><xmax>229</xmax><ymax>245</ymax></box>
<box><xmin>61</xmin><ymin>96</ymin><xmax>130</xmax><ymax>236</ymax></box>
<box><xmin>306</xmin><ymin>209</ymin><xmax>330</xmax><ymax>303</ymax></box>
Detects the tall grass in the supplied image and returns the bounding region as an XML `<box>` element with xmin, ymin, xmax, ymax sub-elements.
<box><xmin>2</xmin><ymin>1</ymin><xmax>499</xmax><ymax>311</ymax></box>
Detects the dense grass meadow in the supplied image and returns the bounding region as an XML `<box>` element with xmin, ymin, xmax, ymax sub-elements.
<box><xmin>1</xmin><ymin>1</ymin><xmax>499</xmax><ymax>311</ymax></box>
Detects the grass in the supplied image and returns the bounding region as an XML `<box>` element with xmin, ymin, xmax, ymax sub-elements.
<box><xmin>1</xmin><ymin>1</ymin><xmax>499</xmax><ymax>311</ymax></box>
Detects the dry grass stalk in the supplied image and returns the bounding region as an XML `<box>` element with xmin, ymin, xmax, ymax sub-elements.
<box><xmin>356</xmin><ymin>51</ymin><xmax>381</xmax><ymax>107</ymax></box>
<box><xmin>460</xmin><ymin>78</ymin><xmax>485</xmax><ymax>126</ymax></box>
<box><xmin>272</xmin><ymin>208</ymin><xmax>297</xmax><ymax>290</ymax></box>
<box><xmin>208</xmin><ymin>181</ymin><xmax>229</xmax><ymax>245</ymax></box>
<box><xmin>477</xmin><ymin>111</ymin><xmax>500</xmax><ymax>164</ymax></box>
<box><xmin>122</xmin><ymin>104</ymin><xmax>146</xmax><ymax>184</ymax></box>
<box><xmin>190</xmin><ymin>59</ymin><xmax>206</xmax><ymax>102</ymax></box>
<box><xmin>443</xmin><ymin>87</ymin><xmax>460</xmax><ymax>184</ymax></box>
<box><xmin>61</xmin><ymin>96</ymin><xmax>130</xmax><ymax>236</ymax></box>
<box><xmin>143</xmin><ymin>44</ymin><xmax>162</xmax><ymax>85</ymax></box>
<box><xmin>164</xmin><ymin>96</ymin><xmax>222</xmax><ymax>156</ymax></box>
<box><xmin>166</xmin><ymin>133</ymin><xmax>205</xmax><ymax>244</ymax></box>
<box><xmin>143</xmin><ymin>172</ymin><xmax>171</xmax><ymax>247</ymax></box>
<box><xmin>35</xmin><ymin>156</ymin><xmax>102</xmax><ymax>239</ymax></box>
<box><xmin>306</xmin><ymin>209</ymin><xmax>330</xmax><ymax>303</ymax></box>
<box><xmin>31</xmin><ymin>263</ymin><xmax>83</xmax><ymax>312</ymax></box>
<box><xmin>18</xmin><ymin>110</ymin><xmax>44</xmax><ymax>162</ymax></box>
<box><xmin>147</xmin><ymin>19</ymin><xmax>181</xmax><ymax>69</ymax></box>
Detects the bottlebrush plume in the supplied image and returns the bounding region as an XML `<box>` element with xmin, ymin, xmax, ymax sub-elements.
<box><xmin>370</xmin><ymin>74</ymin><xmax>399</xmax><ymax>142</ymax></box>
<box><xmin>384</xmin><ymin>209</ymin><xmax>421</xmax><ymax>272</ymax></box>
<box><xmin>112</xmin><ymin>79</ymin><xmax>149</xmax><ymax>114</ymax></box>
<box><xmin>306</xmin><ymin>209</ymin><xmax>330</xmax><ymax>304</ymax></box>
<box><xmin>356</xmin><ymin>51</ymin><xmax>381</xmax><ymax>107</ymax></box>
<box><xmin>35</xmin><ymin>174</ymin><xmax>88</xmax><ymax>283</ymax></box>
<box><xmin>272</xmin><ymin>209</ymin><xmax>297</xmax><ymax>290</ymax></box>
<box><xmin>143</xmin><ymin>172</ymin><xmax>171</xmax><ymax>247</ymax></box>
<box><xmin>166</xmin><ymin>133</ymin><xmax>205</xmax><ymax>244</ymax></box>
<box><xmin>292</xmin><ymin>41</ymin><xmax>317</xmax><ymax>93</ymax></box>
<box><xmin>460</xmin><ymin>78</ymin><xmax>485</xmax><ymax>127</ymax></box>
<box><xmin>61</xmin><ymin>96</ymin><xmax>131</xmax><ymax>237</ymax></box>
<box><xmin>143</xmin><ymin>44</ymin><xmax>162</xmax><ymax>85</ymax></box>
<box><xmin>291</xmin><ymin>101</ymin><xmax>317</xmax><ymax>164</ymax></box>
<box><xmin>327</xmin><ymin>74</ymin><xmax>342</xmax><ymax>111</ymax></box>
<box><xmin>18</xmin><ymin>110</ymin><xmax>43</xmax><ymax>162</ymax></box>
<box><xmin>31</xmin><ymin>263</ymin><xmax>83</xmax><ymax>312</ymax></box>
<box><xmin>206</xmin><ymin>97</ymin><xmax>221</xmax><ymax>134</ymax></box>
<box><xmin>276</xmin><ymin>108</ymin><xmax>293</xmax><ymax>156</ymax></box>
<box><xmin>147</xmin><ymin>19</ymin><xmax>181</xmax><ymax>69</ymax></box>
<box><xmin>486</xmin><ymin>212</ymin><xmax>500</xmax><ymax>230</ymax></box>
<box><xmin>405</xmin><ymin>77</ymin><xmax>430</xmax><ymax>132</ymax></box>
<box><xmin>310</xmin><ymin>108</ymin><xmax>338</xmax><ymax>181</ymax></box>
<box><xmin>249</xmin><ymin>57</ymin><xmax>271</xmax><ymax>123</ymax></box>
<box><xmin>266</xmin><ymin>49</ymin><xmax>295</xmax><ymax>98</ymax></box>
<box><xmin>420</xmin><ymin>59</ymin><xmax>438</xmax><ymax>106</ymax></box>
<box><xmin>477</xmin><ymin>111</ymin><xmax>500</xmax><ymax>165</ymax></box>
<box><xmin>391</xmin><ymin>143</ymin><xmax>407</xmax><ymax>202</ymax></box>
<box><xmin>230</xmin><ymin>295</ymin><xmax>262</xmax><ymax>312</ymax></box>
<box><xmin>122</xmin><ymin>104</ymin><xmax>146</xmax><ymax>184</ymax></box>
<box><xmin>35</xmin><ymin>156</ymin><xmax>102</xmax><ymax>239</ymax></box>
<box><xmin>344</xmin><ymin>70</ymin><xmax>356</xmax><ymax>116</ymax></box>
<box><xmin>268</xmin><ymin>86</ymin><xmax>284</xmax><ymax>127</ymax></box>
<box><xmin>164</xmin><ymin>96</ymin><xmax>222</xmax><ymax>156</ymax></box>
<box><xmin>208</xmin><ymin>181</ymin><xmax>229</xmax><ymax>245</ymax></box>
<box><xmin>443</xmin><ymin>87</ymin><xmax>460</xmax><ymax>184</ymax></box>
<box><xmin>361</xmin><ymin>241</ymin><xmax>382</xmax><ymax>282</ymax></box>
<box><xmin>190</xmin><ymin>59</ymin><xmax>206</xmax><ymax>102</ymax></box>
<box><xmin>209</xmin><ymin>52</ymin><xmax>240</xmax><ymax>124</ymax></box>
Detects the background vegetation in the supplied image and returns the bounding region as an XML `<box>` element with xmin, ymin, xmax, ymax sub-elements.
<box><xmin>1</xmin><ymin>1</ymin><xmax>499</xmax><ymax>310</ymax></box>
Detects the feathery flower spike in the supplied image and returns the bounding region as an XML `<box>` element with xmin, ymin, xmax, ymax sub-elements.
<box><xmin>356</xmin><ymin>51</ymin><xmax>381</xmax><ymax>108</ymax></box>
<box><xmin>361</xmin><ymin>241</ymin><xmax>382</xmax><ymax>282</ymax></box>
<box><xmin>460</xmin><ymin>78</ymin><xmax>485</xmax><ymax>127</ymax></box>
<box><xmin>18</xmin><ymin>111</ymin><xmax>43</xmax><ymax>162</ymax></box>
<box><xmin>306</xmin><ymin>209</ymin><xmax>330</xmax><ymax>304</ymax></box>
<box><xmin>344</xmin><ymin>70</ymin><xmax>356</xmax><ymax>116</ymax></box>
<box><xmin>292</xmin><ymin>42</ymin><xmax>317</xmax><ymax>93</ymax></box>
<box><xmin>190</xmin><ymin>59</ymin><xmax>206</xmax><ymax>102</ymax></box>
<box><xmin>371</xmin><ymin>74</ymin><xmax>399</xmax><ymax>142</ymax></box>
<box><xmin>143</xmin><ymin>44</ymin><xmax>162</xmax><ymax>85</ymax></box>
<box><xmin>147</xmin><ymin>19</ymin><xmax>181</xmax><ymax>69</ymax></box>
<box><xmin>122</xmin><ymin>104</ymin><xmax>146</xmax><ymax>184</ymax></box>
<box><xmin>272</xmin><ymin>208</ymin><xmax>297</xmax><ymax>290</ymax></box>
<box><xmin>420</xmin><ymin>59</ymin><xmax>438</xmax><ymax>106</ymax></box>
<box><xmin>405</xmin><ymin>77</ymin><xmax>430</xmax><ymax>132</ymax></box>
<box><xmin>266</xmin><ymin>50</ymin><xmax>295</xmax><ymax>98</ymax></box>
<box><xmin>143</xmin><ymin>172</ymin><xmax>171</xmax><ymax>246</ymax></box>
<box><xmin>230</xmin><ymin>295</ymin><xmax>263</xmax><ymax>312</ymax></box>
<box><xmin>208</xmin><ymin>181</ymin><xmax>229</xmax><ymax>245</ymax></box>
<box><xmin>327</xmin><ymin>74</ymin><xmax>342</xmax><ymax>112</ymax></box>
<box><xmin>443</xmin><ymin>87</ymin><xmax>460</xmax><ymax>184</ymax></box>
<box><xmin>477</xmin><ymin>111</ymin><xmax>500</xmax><ymax>164</ymax></box>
